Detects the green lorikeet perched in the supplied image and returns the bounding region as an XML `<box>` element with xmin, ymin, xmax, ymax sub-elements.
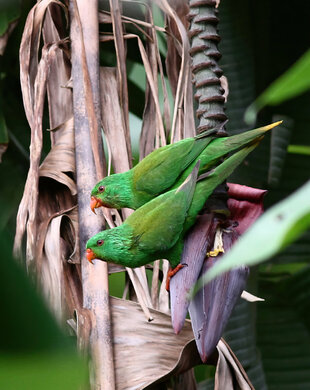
<box><xmin>90</xmin><ymin>121</ymin><xmax>281</xmax><ymax>212</ymax></box>
<box><xmin>90</xmin><ymin>127</ymin><xmax>217</xmax><ymax>211</ymax></box>
<box><xmin>86</xmin><ymin>142</ymin><xmax>258</xmax><ymax>286</ymax></box>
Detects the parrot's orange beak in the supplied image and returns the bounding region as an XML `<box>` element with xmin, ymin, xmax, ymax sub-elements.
<box><xmin>86</xmin><ymin>248</ymin><xmax>96</xmax><ymax>264</ymax></box>
<box><xmin>90</xmin><ymin>196</ymin><xmax>103</xmax><ymax>214</ymax></box>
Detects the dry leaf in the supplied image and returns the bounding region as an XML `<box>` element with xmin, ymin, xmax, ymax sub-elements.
<box><xmin>42</xmin><ymin>5</ymin><xmax>72</xmax><ymax>142</ymax></box>
<box><xmin>15</xmin><ymin>0</ymin><xmax>71</xmax><ymax>267</ymax></box>
<box><xmin>153</xmin><ymin>0</ymin><xmax>194</xmax><ymax>141</ymax></box>
<box><xmin>41</xmin><ymin>215</ymin><xmax>65</xmax><ymax>321</ymax></box>
<box><xmin>100</xmin><ymin>67</ymin><xmax>131</xmax><ymax>174</ymax></box>
<box><xmin>108</xmin><ymin>0</ymin><xmax>132</xmax><ymax>162</ymax></box>
<box><xmin>111</xmin><ymin>297</ymin><xmax>254</xmax><ymax>390</ymax></box>
<box><xmin>39</xmin><ymin>117</ymin><xmax>76</xmax><ymax>195</ymax></box>
<box><xmin>215</xmin><ymin>340</ymin><xmax>254</xmax><ymax>390</ymax></box>
<box><xmin>15</xmin><ymin>42</ymin><xmax>67</xmax><ymax>265</ymax></box>
<box><xmin>111</xmin><ymin>296</ymin><xmax>199</xmax><ymax>389</ymax></box>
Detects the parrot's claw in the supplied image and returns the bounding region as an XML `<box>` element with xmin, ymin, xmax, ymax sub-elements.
<box><xmin>166</xmin><ymin>263</ymin><xmax>188</xmax><ymax>291</ymax></box>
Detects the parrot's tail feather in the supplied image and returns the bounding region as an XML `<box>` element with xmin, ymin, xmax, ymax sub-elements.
<box><xmin>197</xmin><ymin>169</ymin><xmax>215</xmax><ymax>182</ymax></box>
<box><xmin>176</xmin><ymin>160</ymin><xmax>200</xmax><ymax>211</ymax></box>
<box><xmin>209</xmin><ymin>141</ymin><xmax>259</xmax><ymax>183</ymax></box>
<box><xmin>176</xmin><ymin>160</ymin><xmax>200</xmax><ymax>194</ymax></box>
<box><xmin>257</xmin><ymin>120</ymin><xmax>283</xmax><ymax>132</ymax></box>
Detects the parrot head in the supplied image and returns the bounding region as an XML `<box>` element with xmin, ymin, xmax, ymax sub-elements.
<box><xmin>86</xmin><ymin>230</ymin><xmax>109</xmax><ymax>264</ymax></box>
<box><xmin>90</xmin><ymin>173</ymin><xmax>132</xmax><ymax>213</ymax></box>
<box><xmin>86</xmin><ymin>225</ymin><xmax>134</xmax><ymax>267</ymax></box>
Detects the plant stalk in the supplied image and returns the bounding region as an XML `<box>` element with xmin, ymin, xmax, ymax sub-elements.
<box><xmin>70</xmin><ymin>0</ymin><xmax>115</xmax><ymax>388</ymax></box>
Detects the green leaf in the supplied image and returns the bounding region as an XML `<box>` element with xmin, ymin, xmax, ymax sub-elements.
<box><xmin>288</xmin><ymin>144</ymin><xmax>310</xmax><ymax>156</ymax></box>
<box><xmin>0</xmin><ymin>0</ymin><xmax>21</xmax><ymax>36</ymax></box>
<box><xmin>0</xmin><ymin>353</ymin><xmax>88</xmax><ymax>390</ymax></box>
<box><xmin>191</xmin><ymin>180</ymin><xmax>310</xmax><ymax>296</ymax></box>
<box><xmin>0</xmin><ymin>231</ymin><xmax>87</xmax><ymax>388</ymax></box>
<box><xmin>245</xmin><ymin>49</ymin><xmax>310</xmax><ymax>125</ymax></box>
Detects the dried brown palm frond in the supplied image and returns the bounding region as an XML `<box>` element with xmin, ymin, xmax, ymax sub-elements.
<box><xmin>14</xmin><ymin>0</ymin><xmax>254</xmax><ymax>389</ymax></box>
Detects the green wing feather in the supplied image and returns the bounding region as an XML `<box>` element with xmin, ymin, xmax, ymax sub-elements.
<box><xmin>132</xmin><ymin>134</ymin><xmax>212</xmax><ymax>195</ymax></box>
<box><xmin>90</xmin><ymin>121</ymin><xmax>281</xmax><ymax>210</ymax></box>
<box><xmin>175</xmin><ymin>121</ymin><xmax>282</xmax><ymax>187</ymax></box>
<box><xmin>126</xmin><ymin>162</ymin><xmax>200</xmax><ymax>253</ymax></box>
<box><xmin>166</xmin><ymin>142</ymin><xmax>260</xmax><ymax>267</ymax></box>
<box><xmin>187</xmin><ymin>142</ymin><xmax>260</xmax><ymax>229</ymax></box>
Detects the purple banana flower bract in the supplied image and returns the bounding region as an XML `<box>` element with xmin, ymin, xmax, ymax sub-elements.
<box><xmin>169</xmin><ymin>183</ymin><xmax>267</xmax><ymax>362</ymax></box>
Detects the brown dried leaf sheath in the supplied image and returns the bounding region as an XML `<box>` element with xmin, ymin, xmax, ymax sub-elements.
<box><xmin>111</xmin><ymin>298</ymin><xmax>254</xmax><ymax>390</ymax></box>
<box><xmin>215</xmin><ymin>340</ymin><xmax>254</xmax><ymax>390</ymax></box>
<box><xmin>15</xmin><ymin>46</ymin><xmax>66</xmax><ymax>265</ymax></box>
<box><xmin>100</xmin><ymin>66</ymin><xmax>153</xmax><ymax>318</ymax></box>
<box><xmin>109</xmin><ymin>0</ymin><xmax>132</xmax><ymax>163</ymax></box>
<box><xmin>111</xmin><ymin>297</ymin><xmax>198</xmax><ymax>389</ymax></box>
<box><xmin>39</xmin><ymin>118</ymin><xmax>76</xmax><ymax>195</ymax></box>
<box><xmin>153</xmin><ymin>0</ymin><xmax>195</xmax><ymax>141</ymax></box>
<box><xmin>43</xmin><ymin>5</ymin><xmax>72</xmax><ymax>141</ymax></box>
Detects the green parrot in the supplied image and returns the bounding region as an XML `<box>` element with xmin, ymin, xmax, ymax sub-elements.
<box><xmin>90</xmin><ymin>127</ymin><xmax>217</xmax><ymax>212</ymax></box>
<box><xmin>86</xmin><ymin>142</ymin><xmax>258</xmax><ymax>286</ymax></box>
<box><xmin>90</xmin><ymin>121</ymin><xmax>281</xmax><ymax>212</ymax></box>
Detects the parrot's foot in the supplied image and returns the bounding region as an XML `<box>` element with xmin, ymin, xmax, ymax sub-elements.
<box><xmin>166</xmin><ymin>263</ymin><xmax>188</xmax><ymax>291</ymax></box>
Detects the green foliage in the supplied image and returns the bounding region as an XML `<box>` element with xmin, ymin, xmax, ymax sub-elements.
<box><xmin>245</xmin><ymin>49</ymin><xmax>310</xmax><ymax>125</ymax></box>
<box><xmin>0</xmin><ymin>231</ymin><xmax>88</xmax><ymax>389</ymax></box>
<box><xmin>288</xmin><ymin>144</ymin><xmax>310</xmax><ymax>155</ymax></box>
<box><xmin>0</xmin><ymin>353</ymin><xmax>88</xmax><ymax>390</ymax></box>
<box><xmin>0</xmin><ymin>0</ymin><xmax>20</xmax><ymax>35</ymax></box>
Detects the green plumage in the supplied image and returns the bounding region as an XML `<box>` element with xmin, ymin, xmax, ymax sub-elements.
<box><xmin>165</xmin><ymin>142</ymin><xmax>258</xmax><ymax>266</ymax></box>
<box><xmin>86</xmin><ymin>162</ymin><xmax>200</xmax><ymax>267</ymax></box>
<box><xmin>91</xmin><ymin>122</ymin><xmax>280</xmax><ymax>210</ymax></box>
<box><xmin>86</xmin><ymin>142</ymin><xmax>258</xmax><ymax>269</ymax></box>
<box><xmin>91</xmin><ymin>129</ymin><xmax>215</xmax><ymax>209</ymax></box>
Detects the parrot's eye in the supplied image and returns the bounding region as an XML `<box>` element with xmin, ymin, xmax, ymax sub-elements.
<box><xmin>97</xmin><ymin>239</ymin><xmax>104</xmax><ymax>246</ymax></box>
<box><xmin>98</xmin><ymin>186</ymin><xmax>105</xmax><ymax>193</ymax></box>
